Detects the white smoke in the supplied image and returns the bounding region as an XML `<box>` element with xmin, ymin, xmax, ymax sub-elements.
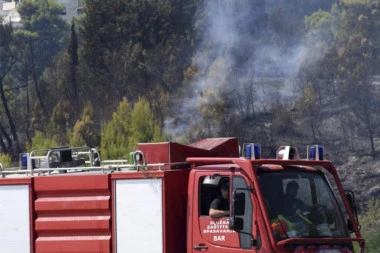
<box><xmin>164</xmin><ymin>0</ymin><xmax>310</xmax><ymax>141</ymax></box>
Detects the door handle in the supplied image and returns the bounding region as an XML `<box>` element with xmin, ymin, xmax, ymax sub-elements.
<box><xmin>193</xmin><ymin>244</ymin><xmax>208</xmax><ymax>251</ymax></box>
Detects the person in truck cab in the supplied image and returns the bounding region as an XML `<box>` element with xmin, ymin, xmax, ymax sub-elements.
<box><xmin>209</xmin><ymin>179</ymin><xmax>230</xmax><ymax>218</ymax></box>
<box><xmin>282</xmin><ymin>180</ymin><xmax>308</xmax><ymax>218</ymax></box>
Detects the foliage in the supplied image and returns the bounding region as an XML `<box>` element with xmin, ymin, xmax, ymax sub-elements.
<box><xmin>305</xmin><ymin>9</ymin><xmax>334</xmax><ymax>40</ymax></box>
<box><xmin>100</xmin><ymin>98</ymin><xmax>132</xmax><ymax>159</ymax></box>
<box><xmin>18</xmin><ymin>0</ymin><xmax>69</xmax><ymax>74</ymax></box>
<box><xmin>0</xmin><ymin>22</ymin><xmax>20</xmax><ymax>154</ymax></box>
<box><xmin>27</xmin><ymin>130</ymin><xmax>58</xmax><ymax>152</ymax></box>
<box><xmin>70</xmin><ymin>102</ymin><xmax>99</xmax><ymax>147</ymax></box>
<box><xmin>363</xmin><ymin>230</ymin><xmax>380</xmax><ymax>253</ymax></box>
<box><xmin>100</xmin><ymin>97</ymin><xmax>166</xmax><ymax>159</ymax></box>
<box><xmin>359</xmin><ymin>198</ymin><xmax>380</xmax><ymax>252</ymax></box>
<box><xmin>78</xmin><ymin>0</ymin><xmax>197</xmax><ymax>120</ymax></box>
<box><xmin>300</xmin><ymin>0</ymin><xmax>380</xmax><ymax>154</ymax></box>
<box><xmin>128</xmin><ymin>98</ymin><xmax>166</xmax><ymax>151</ymax></box>
<box><xmin>360</xmin><ymin>198</ymin><xmax>380</xmax><ymax>229</ymax></box>
<box><xmin>46</xmin><ymin>100</ymin><xmax>72</xmax><ymax>145</ymax></box>
<box><xmin>0</xmin><ymin>153</ymin><xmax>11</xmax><ymax>168</ymax></box>
<box><xmin>5</xmin><ymin>0</ymin><xmax>70</xmax><ymax>147</ymax></box>
<box><xmin>15</xmin><ymin>0</ymin><xmax>69</xmax><ymax>127</ymax></box>
<box><xmin>335</xmin><ymin>0</ymin><xmax>380</xmax><ymax>155</ymax></box>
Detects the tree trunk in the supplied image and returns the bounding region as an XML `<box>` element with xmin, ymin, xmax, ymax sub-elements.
<box><xmin>0</xmin><ymin>129</ymin><xmax>8</xmax><ymax>153</ymax></box>
<box><xmin>29</xmin><ymin>42</ymin><xmax>48</xmax><ymax>119</ymax></box>
<box><xmin>0</xmin><ymin>78</ymin><xmax>20</xmax><ymax>153</ymax></box>
<box><xmin>0</xmin><ymin>122</ymin><xmax>11</xmax><ymax>152</ymax></box>
<box><xmin>26</xmin><ymin>79</ymin><xmax>32</xmax><ymax>144</ymax></box>
<box><xmin>369</xmin><ymin>127</ymin><xmax>375</xmax><ymax>156</ymax></box>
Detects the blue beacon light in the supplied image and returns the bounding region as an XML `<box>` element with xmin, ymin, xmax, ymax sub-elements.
<box><xmin>244</xmin><ymin>143</ymin><xmax>260</xmax><ymax>159</ymax></box>
<box><xmin>309</xmin><ymin>145</ymin><xmax>324</xmax><ymax>160</ymax></box>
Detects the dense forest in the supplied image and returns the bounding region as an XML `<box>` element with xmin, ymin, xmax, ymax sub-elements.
<box><xmin>0</xmin><ymin>0</ymin><xmax>380</xmax><ymax>249</ymax></box>
<box><xmin>0</xmin><ymin>0</ymin><xmax>379</xmax><ymax>160</ymax></box>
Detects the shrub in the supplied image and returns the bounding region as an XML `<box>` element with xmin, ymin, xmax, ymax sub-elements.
<box><xmin>363</xmin><ymin>230</ymin><xmax>380</xmax><ymax>253</ymax></box>
<box><xmin>0</xmin><ymin>153</ymin><xmax>11</xmax><ymax>168</ymax></box>
<box><xmin>27</xmin><ymin>131</ymin><xmax>58</xmax><ymax>152</ymax></box>
<box><xmin>359</xmin><ymin>198</ymin><xmax>380</xmax><ymax>252</ymax></box>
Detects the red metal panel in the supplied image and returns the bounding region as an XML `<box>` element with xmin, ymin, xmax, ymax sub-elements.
<box><xmin>162</xmin><ymin>169</ymin><xmax>190</xmax><ymax>253</ymax></box>
<box><xmin>0</xmin><ymin>177</ymin><xmax>32</xmax><ymax>185</ymax></box>
<box><xmin>35</xmin><ymin>196</ymin><xmax>110</xmax><ymax>211</ymax></box>
<box><xmin>35</xmin><ymin>216</ymin><xmax>110</xmax><ymax>231</ymax></box>
<box><xmin>34</xmin><ymin>174</ymin><xmax>111</xmax><ymax>253</ymax></box>
<box><xmin>137</xmin><ymin>138</ymin><xmax>239</xmax><ymax>169</ymax></box>
<box><xmin>36</xmin><ymin>236</ymin><xmax>110</xmax><ymax>253</ymax></box>
<box><xmin>190</xmin><ymin>137</ymin><xmax>239</xmax><ymax>157</ymax></box>
<box><xmin>34</xmin><ymin>174</ymin><xmax>109</xmax><ymax>191</ymax></box>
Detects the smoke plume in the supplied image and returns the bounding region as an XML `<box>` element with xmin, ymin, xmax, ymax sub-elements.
<box><xmin>165</xmin><ymin>0</ymin><xmax>311</xmax><ymax>141</ymax></box>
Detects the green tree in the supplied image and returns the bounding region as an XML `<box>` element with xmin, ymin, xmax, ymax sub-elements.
<box><xmin>301</xmin><ymin>0</ymin><xmax>380</xmax><ymax>155</ymax></box>
<box><xmin>0</xmin><ymin>22</ymin><xmax>20</xmax><ymax>154</ymax></box>
<box><xmin>70</xmin><ymin>102</ymin><xmax>99</xmax><ymax>147</ymax></box>
<box><xmin>334</xmin><ymin>0</ymin><xmax>380</xmax><ymax>155</ymax></box>
<box><xmin>128</xmin><ymin>98</ymin><xmax>166</xmax><ymax>151</ymax></box>
<box><xmin>0</xmin><ymin>153</ymin><xmax>11</xmax><ymax>168</ymax></box>
<box><xmin>79</xmin><ymin>0</ymin><xmax>197</xmax><ymax>119</ymax></box>
<box><xmin>305</xmin><ymin>9</ymin><xmax>334</xmax><ymax>40</ymax></box>
<box><xmin>17</xmin><ymin>0</ymin><xmax>69</xmax><ymax>117</ymax></box>
<box><xmin>47</xmin><ymin>100</ymin><xmax>72</xmax><ymax>145</ymax></box>
<box><xmin>100</xmin><ymin>97</ymin><xmax>166</xmax><ymax>159</ymax></box>
<box><xmin>27</xmin><ymin>130</ymin><xmax>58</xmax><ymax>152</ymax></box>
<box><xmin>100</xmin><ymin>98</ymin><xmax>132</xmax><ymax>159</ymax></box>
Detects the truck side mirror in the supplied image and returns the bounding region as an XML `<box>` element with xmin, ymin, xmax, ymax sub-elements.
<box><xmin>230</xmin><ymin>190</ymin><xmax>246</xmax><ymax>231</ymax></box>
<box><xmin>229</xmin><ymin>217</ymin><xmax>244</xmax><ymax>231</ymax></box>
<box><xmin>345</xmin><ymin>192</ymin><xmax>355</xmax><ymax>212</ymax></box>
<box><xmin>347</xmin><ymin>219</ymin><xmax>354</xmax><ymax>232</ymax></box>
<box><xmin>345</xmin><ymin>190</ymin><xmax>360</xmax><ymax>232</ymax></box>
<box><xmin>234</xmin><ymin>192</ymin><xmax>246</xmax><ymax>215</ymax></box>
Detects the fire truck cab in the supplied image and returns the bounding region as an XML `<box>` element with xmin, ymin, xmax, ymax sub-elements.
<box><xmin>0</xmin><ymin>138</ymin><xmax>364</xmax><ymax>253</ymax></box>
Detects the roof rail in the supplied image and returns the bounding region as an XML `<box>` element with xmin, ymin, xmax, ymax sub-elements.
<box><xmin>26</xmin><ymin>146</ymin><xmax>102</xmax><ymax>170</ymax></box>
<box><xmin>0</xmin><ymin>162</ymin><xmax>189</xmax><ymax>178</ymax></box>
<box><xmin>0</xmin><ymin>147</ymin><xmax>189</xmax><ymax>178</ymax></box>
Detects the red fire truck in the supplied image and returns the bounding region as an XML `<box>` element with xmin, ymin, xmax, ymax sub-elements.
<box><xmin>0</xmin><ymin>138</ymin><xmax>364</xmax><ymax>253</ymax></box>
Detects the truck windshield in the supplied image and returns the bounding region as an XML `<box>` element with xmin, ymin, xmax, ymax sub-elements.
<box><xmin>257</xmin><ymin>171</ymin><xmax>349</xmax><ymax>241</ymax></box>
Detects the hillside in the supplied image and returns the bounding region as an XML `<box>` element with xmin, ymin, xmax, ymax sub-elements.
<box><xmin>0</xmin><ymin>0</ymin><xmax>378</xmax><ymax>211</ymax></box>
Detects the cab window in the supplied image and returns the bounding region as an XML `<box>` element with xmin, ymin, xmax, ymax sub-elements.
<box><xmin>199</xmin><ymin>176</ymin><xmax>230</xmax><ymax>216</ymax></box>
<box><xmin>232</xmin><ymin>176</ymin><xmax>253</xmax><ymax>249</ymax></box>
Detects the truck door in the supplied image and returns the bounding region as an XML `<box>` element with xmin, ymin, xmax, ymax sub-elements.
<box><xmin>191</xmin><ymin>170</ymin><xmax>255</xmax><ymax>252</ymax></box>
